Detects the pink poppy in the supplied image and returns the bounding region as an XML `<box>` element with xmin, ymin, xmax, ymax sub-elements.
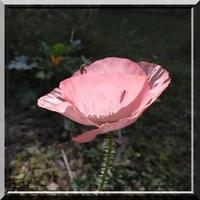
<box><xmin>37</xmin><ymin>57</ymin><xmax>170</xmax><ymax>143</ymax></box>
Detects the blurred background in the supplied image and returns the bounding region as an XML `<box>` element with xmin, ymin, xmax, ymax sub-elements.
<box><xmin>6</xmin><ymin>6</ymin><xmax>191</xmax><ymax>192</ymax></box>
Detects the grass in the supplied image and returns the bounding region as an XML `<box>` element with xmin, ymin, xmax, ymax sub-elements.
<box><xmin>7</xmin><ymin>7</ymin><xmax>191</xmax><ymax>193</ymax></box>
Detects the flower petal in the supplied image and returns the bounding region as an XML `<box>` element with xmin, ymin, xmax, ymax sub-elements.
<box><xmin>72</xmin><ymin>57</ymin><xmax>147</xmax><ymax>77</ymax></box>
<box><xmin>137</xmin><ymin>61</ymin><xmax>171</xmax><ymax>102</ymax></box>
<box><xmin>37</xmin><ymin>88</ymin><xmax>95</xmax><ymax>126</ymax></box>
<box><xmin>72</xmin><ymin>129</ymin><xmax>103</xmax><ymax>143</ymax></box>
<box><xmin>72</xmin><ymin>112</ymin><xmax>144</xmax><ymax>143</ymax></box>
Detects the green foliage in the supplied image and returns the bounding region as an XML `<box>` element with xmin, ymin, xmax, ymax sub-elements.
<box><xmin>61</xmin><ymin>118</ymin><xmax>75</xmax><ymax>140</ymax></box>
<box><xmin>9</xmin><ymin>145</ymin><xmax>60</xmax><ymax>191</ymax></box>
<box><xmin>8</xmin><ymin>40</ymin><xmax>81</xmax><ymax>106</ymax></box>
<box><xmin>70</xmin><ymin>178</ymin><xmax>91</xmax><ymax>191</ymax></box>
<box><xmin>48</xmin><ymin>43</ymin><xmax>68</xmax><ymax>57</ymax></box>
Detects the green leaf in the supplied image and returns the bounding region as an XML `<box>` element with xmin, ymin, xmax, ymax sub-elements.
<box><xmin>39</xmin><ymin>41</ymin><xmax>50</xmax><ymax>57</ymax></box>
<box><xmin>26</xmin><ymin>145</ymin><xmax>38</xmax><ymax>154</ymax></box>
<box><xmin>70</xmin><ymin>39</ymin><xmax>81</xmax><ymax>47</ymax></box>
<box><xmin>34</xmin><ymin>169</ymin><xmax>44</xmax><ymax>177</ymax></box>
<box><xmin>63</xmin><ymin>118</ymin><xmax>74</xmax><ymax>131</ymax></box>
<box><xmin>48</xmin><ymin>43</ymin><xmax>67</xmax><ymax>57</ymax></box>
<box><xmin>35</xmin><ymin>71</ymin><xmax>46</xmax><ymax>79</ymax></box>
<box><xmin>46</xmin><ymin>71</ymin><xmax>54</xmax><ymax>79</ymax></box>
<box><xmin>40</xmin><ymin>180</ymin><xmax>46</xmax><ymax>186</ymax></box>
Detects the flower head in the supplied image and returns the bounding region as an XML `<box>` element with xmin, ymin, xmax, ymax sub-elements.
<box><xmin>37</xmin><ymin>57</ymin><xmax>170</xmax><ymax>143</ymax></box>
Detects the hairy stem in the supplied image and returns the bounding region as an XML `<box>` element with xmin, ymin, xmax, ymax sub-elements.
<box><xmin>98</xmin><ymin>131</ymin><xmax>114</xmax><ymax>193</ymax></box>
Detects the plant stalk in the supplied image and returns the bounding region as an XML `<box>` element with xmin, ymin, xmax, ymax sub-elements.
<box><xmin>97</xmin><ymin>131</ymin><xmax>114</xmax><ymax>193</ymax></box>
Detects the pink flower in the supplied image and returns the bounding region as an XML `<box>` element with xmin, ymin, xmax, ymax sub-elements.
<box><xmin>37</xmin><ymin>57</ymin><xmax>170</xmax><ymax>143</ymax></box>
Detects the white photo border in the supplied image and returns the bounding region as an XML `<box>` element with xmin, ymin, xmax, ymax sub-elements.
<box><xmin>2</xmin><ymin>1</ymin><xmax>196</xmax><ymax>198</ymax></box>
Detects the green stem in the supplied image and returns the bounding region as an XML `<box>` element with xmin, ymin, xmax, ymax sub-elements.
<box><xmin>98</xmin><ymin>131</ymin><xmax>114</xmax><ymax>193</ymax></box>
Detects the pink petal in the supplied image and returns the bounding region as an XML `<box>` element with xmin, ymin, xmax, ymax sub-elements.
<box><xmin>137</xmin><ymin>62</ymin><xmax>171</xmax><ymax>102</ymax></box>
<box><xmin>72</xmin><ymin>129</ymin><xmax>103</xmax><ymax>143</ymax></box>
<box><xmin>72</xmin><ymin>57</ymin><xmax>147</xmax><ymax>77</ymax></box>
<box><xmin>37</xmin><ymin>88</ymin><xmax>95</xmax><ymax>126</ymax></box>
<box><xmin>60</xmin><ymin>72</ymin><xmax>149</xmax><ymax>125</ymax></box>
<box><xmin>72</xmin><ymin>112</ymin><xmax>145</xmax><ymax>143</ymax></box>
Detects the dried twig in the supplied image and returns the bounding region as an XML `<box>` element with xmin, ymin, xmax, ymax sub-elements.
<box><xmin>61</xmin><ymin>150</ymin><xmax>73</xmax><ymax>180</ymax></box>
